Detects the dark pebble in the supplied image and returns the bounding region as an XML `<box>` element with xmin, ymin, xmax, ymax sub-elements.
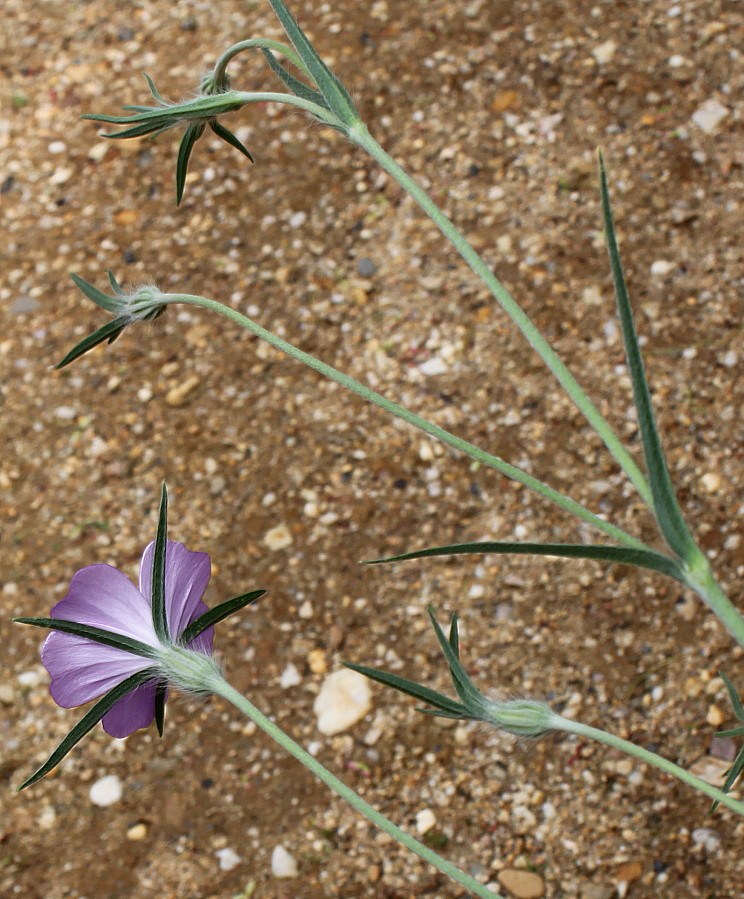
<box><xmin>356</xmin><ymin>257</ymin><xmax>377</xmax><ymax>277</ymax></box>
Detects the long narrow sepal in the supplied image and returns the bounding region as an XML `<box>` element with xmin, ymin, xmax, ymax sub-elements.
<box><xmin>209</xmin><ymin>120</ymin><xmax>255</xmax><ymax>162</ymax></box>
<box><xmin>598</xmin><ymin>152</ymin><xmax>697</xmax><ymax>561</ymax></box>
<box><xmin>18</xmin><ymin>667</ymin><xmax>161</xmax><ymax>790</ymax></box>
<box><xmin>265</xmin><ymin>0</ymin><xmax>359</xmax><ymax>127</ymax></box>
<box><xmin>261</xmin><ymin>48</ymin><xmax>329</xmax><ymax>108</ymax></box>
<box><xmin>709</xmin><ymin>671</ymin><xmax>744</xmax><ymax>812</ymax></box>
<box><xmin>55</xmin><ymin>316</ymin><xmax>129</xmax><ymax>369</ymax></box>
<box><xmin>179</xmin><ymin>589</ymin><xmax>265</xmax><ymax>645</ymax></box>
<box><xmin>152</xmin><ymin>483</ymin><xmax>169</xmax><ymax>642</ymax></box>
<box><xmin>367</xmin><ymin>541</ymin><xmax>684</xmax><ymax>582</ymax></box>
<box><xmin>69</xmin><ymin>273</ymin><xmax>120</xmax><ymax>313</ymax></box>
<box><xmin>176</xmin><ymin>123</ymin><xmax>205</xmax><ymax>205</ymax></box>
<box><xmin>342</xmin><ymin>662</ymin><xmax>470</xmax><ymax>719</ymax></box>
<box><xmin>426</xmin><ymin>609</ymin><xmax>490</xmax><ymax>715</ymax></box>
<box><xmin>154</xmin><ymin>681</ymin><xmax>168</xmax><ymax>738</ymax></box>
<box><xmin>13</xmin><ymin>617</ymin><xmax>159</xmax><ymax>660</ymax></box>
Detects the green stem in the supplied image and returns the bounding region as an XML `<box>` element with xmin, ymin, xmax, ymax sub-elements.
<box><xmin>213</xmin><ymin>39</ymin><xmax>313</xmax><ymax>84</ymax></box>
<box><xmin>346</xmin><ymin>122</ymin><xmax>653</xmax><ymax>509</ymax></box>
<box><xmin>556</xmin><ymin>714</ymin><xmax>744</xmax><ymax>815</ymax></box>
<box><xmin>165</xmin><ymin>293</ymin><xmax>647</xmax><ymax>550</ymax></box>
<box><xmin>208</xmin><ymin>674</ymin><xmax>504</xmax><ymax>899</ymax></box>
<box><xmin>684</xmin><ymin>552</ymin><xmax>744</xmax><ymax>649</ymax></box>
<box><xmin>233</xmin><ymin>91</ymin><xmax>340</xmax><ymax>127</ymax></box>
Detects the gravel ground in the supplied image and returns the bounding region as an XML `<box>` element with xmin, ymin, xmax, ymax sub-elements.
<box><xmin>1</xmin><ymin>1</ymin><xmax>742</xmax><ymax>897</ymax></box>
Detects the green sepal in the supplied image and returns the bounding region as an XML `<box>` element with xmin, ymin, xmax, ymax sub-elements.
<box><xmin>154</xmin><ymin>680</ymin><xmax>167</xmax><ymax>738</ymax></box>
<box><xmin>176</xmin><ymin>122</ymin><xmax>205</xmax><ymax>205</ymax></box>
<box><xmin>342</xmin><ymin>661</ymin><xmax>470</xmax><ymax>719</ymax></box>
<box><xmin>69</xmin><ymin>272</ymin><xmax>120</xmax><ymax>313</ymax></box>
<box><xmin>427</xmin><ymin>609</ymin><xmax>490</xmax><ymax>715</ymax></box>
<box><xmin>209</xmin><ymin>120</ymin><xmax>255</xmax><ymax>162</ymax></box>
<box><xmin>261</xmin><ymin>48</ymin><xmax>329</xmax><ymax>109</ymax></box>
<box><xmin>179</xmin><ymin>589</ymin><xmax>265</xmax><ymax>645</ymax></box>
<box><xmin>13</xmin><ymin>617</ymin><xmax>159</xmax><ymax>660</ymax></box>
<box><xmin>17</xmin><ymin>667</ymin><xmax>161</xmax><ymax>791</ymax></box>
<box><xmin>142</xmin><ymin>71</ymin><xmax>169</xmax><ymax>106</ymax></box>
<box><xmin>55</xmin><ymin>316</ymin><xmax>129</xmax><ymax>369</ymax></box>
<box><xmin>599</xmin><ymin>151</ymin><xmax>697</xmax><ymax>561</ymax></box>
<box><xmin>266</xmin><ymin>0</ymin><xmax>359</xmax><ymax>127</ymax></box>
<box><xmin>709</xmin><ymin>672</ymin><xmax>744</xmax><ymax>812</ymax></box>
<box><xmin>366</xmin><ymin>541</ymin><xmax>685</xmax><ymax>582</ymax></box>
<box><xmin>152</xmin><ymin>483</ymin><xmax>169</xmax><ymax>642</ymax></box>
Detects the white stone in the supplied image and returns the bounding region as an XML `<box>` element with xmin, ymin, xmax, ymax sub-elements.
<box><xmin>48</xmin><ymin>140</ymin><xmax>67</xmax><ymax>154</ymax></box>
<box><xmin>650</xmin><ymin>260</ymin><xmax>674</xmax><ymax>276</ymax></box>
<box><xmin>691</xmin><ymin>99</ymin><xmax>728</xmax><ymax>134</ymax></box>
<box><xmin>271</xmin><ymin>845</ymin><xmax>298</xmax><ymax>877</ymax></box>
<box><xmin>691</xmin><ymin>827</ymin><xmax>721</xmax><ymax>853</ymax></box>
<box><xmin>288</xmin><ymin>211</ymin><xmax>307</xmax><ymax>228</ymax></box>
<box><xmin>17</xmin><ymin>670</ymin><xmax>43</xmax><ymax>687</ymax></box>
<box><xmin>216</xmin><ymin>847</ymin><xmax>242</xmax><ymax>871</ymax></box>
<box><xmin>314</xmin><ymin>669</ymin><xmax>372</xmax><ymax>735</ymax></box>
<box><xmin>592</xmin><ymin>40</ymin><xmax>617</xmax><ymax>65</ymax></box>
<box><xmin>415</xmin><ymin>808</ymin><xmax>437</xmax><ymax>835</ymax></box>
<box><xmin>89</xmin><ymin>775</ymin><xmax>122</xmax><ymax>807</ymax></box>
<box><xmin>280</xmin><ymin>663</ymin><xmax>302</xmax><ymax>688</ymax></box>
<box><xmin>419</xmin><ymin>357</ymin><xmax>448</xmax><ymax>376</ymax></box>
<box><xmin>263</xmin><ymin>523</ymin><xmax>293</xmax><ymax>550</ymax></box>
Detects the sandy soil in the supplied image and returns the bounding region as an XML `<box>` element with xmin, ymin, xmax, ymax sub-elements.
<box><xmin>1</xmin><ymin>1</ymin><xmax>742</xmax><ymax>897</ymax></box>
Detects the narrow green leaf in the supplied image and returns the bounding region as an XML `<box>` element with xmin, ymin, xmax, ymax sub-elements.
<box><xmin>154</xmin><ymin>681</ymin><xmax>167</xmax><ymax>738</ymax></box>
<box><xmin>179</xmin><ymin>589</ymin><xmax>265</xmax><ymax>645</ymax></box>
<box><xmin>427</xmin><ymin>609</ymin><xmax>485</xmax><ymax>711</ymax></box>
<box><xmin>599</xmin><ymin>152</ymin><xmax>697</xmax><ymax>561</ymax></box>
<box><xmin>710</xmin><ymin>743</ymin><xmax>744</xmax><ymax>813</ymax></box>
<box><xmin>718</xmin><ymin>671</ymin><xmax>744</xmax><ymax>720</ymax></box>
<box><xmin>367</xmin><ymin>541</ymin><xmax>685</xmax><ymax>582</ymax></box>
<box><xmin>152</xmin><ymin>483</ymin><xmax>169</xmax><ymax>642</ymax></box>
<box><xmin>265</xmin><ymin>0</ymin><xmax>359</xmax><ymax>126</ymax></box>
<box><xmin>55</xmin><ymin>316</ymin><xmax>129</xmax><ymax>369</ymax></box>
<box><xmin>18</xmin><ymin>667</ymin><xmax>160</xmax><ymax>790</ymax></box>
<box><xmin>448</xmin><ymin>612</ymin><xmax>460</xmax><ymax>658</ymax></box>
<box><xmin>142</xmin><ymin>72</ymin><xmax>169</xmax><ymax>106</ymax></box>
<box><xmin>715</xmin><ymin>726</ymin><xmax>744</xmax><ymax>738</ymax></box>
<box><xmin>209</xmin><ymin>120</ymin><xmax>255</xmax><ymax>163</ymax></box>
<box><xmin>176</xmin><ymin>123</ymin><xmax>204</xmax><ymax>205</ymax></box>
<box><xmin>105</xmin><ymin>269</ymin><xmax>124</xmax><ymax>295</ymax></box>
<box><xmin>13</xmin><ymin>617</ymin><xmax>158</xmax><ymax>659</ymax></box>
<box><xmin>261</xmin><ymin>48</ymin><xmax>329</xmax><ymax>108</ymax></box>
<box><xmin>69</xmin><ymin>273</ymin><xmax>120</xmax><ymax>313</ymax></box>
<box><xmin>342</xmin><ymin>661</ymin><xmax>469</xmax><ymax>718</ymax></box>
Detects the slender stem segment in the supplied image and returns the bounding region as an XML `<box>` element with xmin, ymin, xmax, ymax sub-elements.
<box><xmin>683</xmin><ymin>554</ymin><xmax>744</xmax><ymax>649</ymax></box>
<box><xmin>555</xmin><ymin>714</ymin><xmax>744</xmax><ymax>816</ymax></box>
<box><xmin>209</xmin><ymin>674</ymin><xmax>504</xmax><ymax>899</ymax></box>
<box><xmin>164</xmin><ymin>292</ymin><xmax>646</xmax><ymax>550</ymax></box>
<box><xmin>213</xmin><ymin>39</ymin><xmax>313</xmax><ymax>84</ymax></box>
<box><xmin>346</xmin><ymin>122</ymin><xmax>653</xmax><ymax>509</ymax></box>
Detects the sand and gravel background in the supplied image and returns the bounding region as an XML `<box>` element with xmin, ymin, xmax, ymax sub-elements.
<box><xmin>1</xmin><ymin>1</ymin><xmax>742</xmax><ymax>897</ymax></box>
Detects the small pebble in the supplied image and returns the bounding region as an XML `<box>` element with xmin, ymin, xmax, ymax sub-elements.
<box><xmin>691</xmin><ymin>827</ymin><xmax>721</xmax><ymax>853</ymax></box>
<box><xmin>263</xmin><ymin>523</ymin><xmax>293</xmax><ymax>551</ymax></box>
<box><xmin>216</xmin><ymin>847</ymin><xmax>242</xmax><ymax>872</ymax></box>
<box><xmin>280</xmin><ymin>663</ymin><xmax>302</xmax><ymax>688</ymax></box>
<box><xmin>126</xmin><ymin>823</ymin><xmax>148</xmax><ymax>841</ymax></box>
<box><xmin>48</xmin><ymin>141</ymin><xmax>67</xmax><ymax>154</ymax></box>
<box><xmin>650</xmin><ymin>259</ymin><xmax>674</xmax><ymax>276</ymax></box>
<box><xmin>288</xmin><ymin>211</ymin><xmax>307</xmax><ymax>228</ymax></box>
<box><xmin>18</xmin><ymin>670</ymin><xmax>43</xmax><ymax>688</ymax></box>
<box><xmin>706</xmin><ymin>704</ymin><xmax>725</xmax><ymax>727</ymax></box>
<box><xmin>415</xmin><ymin>808</ymin><xmax>437</xmax><ymax>835</ymax></box>
<box><xmin>592</xmin><ymin>40</ymin><xmax>617</xmax><ymax>65</ymax></box>
<box><xmin>497</xmin><ymin>868</ymin><xmax>545</xmax><ymax>898</ymax></box>
<box><xmin>419</xmin><ymin>357</ymin><xmax>448</xmax><ymax>376</ymax></box>
<box><xmin>314</xmin><ymin>669</ymin><xmax>372</xmax><ymax>735</ymax></box>
<box><xmin>271</xmin><ymin>845</ymin><xmax>298</xmax><ymax>877</ymax></box>
<box><xmin>691</xmin><ymin>98</ymin><xmax>728</xmax><ymax>134</ymax></box>
<box><xmin>700</xmin><ymin>472</ymin><xmax>721</xmax><ymax>493</ymax></box>
<box><xmin>89</xmin><ymin>775</ymin><xmax>122</xmax><ymax>807</ymax></box>
<box><xmin>356</xmin><ymin>257</ymin><xmax>377</xmax><ymax>277</ymax></box>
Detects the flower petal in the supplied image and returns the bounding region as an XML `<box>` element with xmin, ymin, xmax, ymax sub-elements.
<box><xmin>50</xmin><ymin>563</ymin><xmax>160</xmax><ymax>647</ymax></box>
<box><xmin>42</xmin><ymin>631</ymin><xmax>153</xmax><ymax>708</ymax></box>
<box><xmin>101</xmin><ymin>679</ymin><xmax>163</xmax><ymax>738</ymax></box>
<box><xmin>139</xmin><ymin>540</ymin><xmax>213</xmax><ymax>647</ymax></box>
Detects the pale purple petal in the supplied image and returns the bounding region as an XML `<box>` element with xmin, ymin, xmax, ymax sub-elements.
<box><xmin>139</xmin><ymin>540</ymin><xmax>212</xmax><ymax>645</ymax></box>
<box><xmin>101</xmin><ymin>680</ymin><xmax>162</xmax><ymax>738</ymax></box>
<box><xmin>50</xmin><ymin>563</ymin><xmax>160</xmax><ymax>648</ymax></box>
<box><xmin>42</xmin><ymin>631</ymin><xmax>152</xmax><ymax>708</ymax></box>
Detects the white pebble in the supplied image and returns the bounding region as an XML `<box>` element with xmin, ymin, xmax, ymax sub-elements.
<box><xmin>271</xmin><ymin>845</ymin><xmax>298</xmax><ymax>878</ymax></box>
<box><xmin>415</xmin><ymin>808</ymin><xmax>437</xmax><ymax>835</ymax></box>
<box><xmin>691</xmin><ymin>827</ymin><xmax>721</xmax><ymax>853</ymax></box>
<box><xmin>691</xmin><ymin>99</ymin><xmax>728</xmax><ymax>135</ymax></box>
<box><xmin>592</xmin><ymin>40</ymin><xmax>617</xmax><ymax>65</ymax></box>
<box><xmin>419</xmin><ymin>357</ymin><xmax>448</xmax><ymax>376</ymax></box>
<box><xmin>280</xmin><ymin>663</ymin><xmax>302</xmax><ymax>688</ymax></box>
<box><xmin>314</xmin><ymin>669</ymin><xmax>372</xmax><ymax>735</ymax></box>
<box><xmin>288</xmin><ymin>211</ymin><xmax>307</xmax><ymax>228</ymax></box>
<box><xmin>650</xmin><ymin>260</ymin><xmax>674</xmax><ymax>276</ymax></box>
<box><xmin>263</xmin><ymin>523</ymin><xmax>293</xmax><ymax>551</ymax></box>
<box><xmin>17</xmin><ymin>670</ymin><xmax>43</xmax><ymax>688</ymax></box>
<box><xmin>89</xmin><ymin>775</ymin><xmax>122</xmax><ymax>807</ymax></box>
<box><xmin>48</xmin><ymin>141</ymin><xmax>67</xmax><ymax>154</ymax></box>
<box><xmin>216</xmin><ymin>847</ymin><xmax>242</xmax><ymax>872</ymax></box>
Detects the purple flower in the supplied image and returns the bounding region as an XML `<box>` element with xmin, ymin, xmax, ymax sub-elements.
<box><xmin>41</xmin><ymin>540</ymin><xmax>214</xmax><ymax>738</ymax></box>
